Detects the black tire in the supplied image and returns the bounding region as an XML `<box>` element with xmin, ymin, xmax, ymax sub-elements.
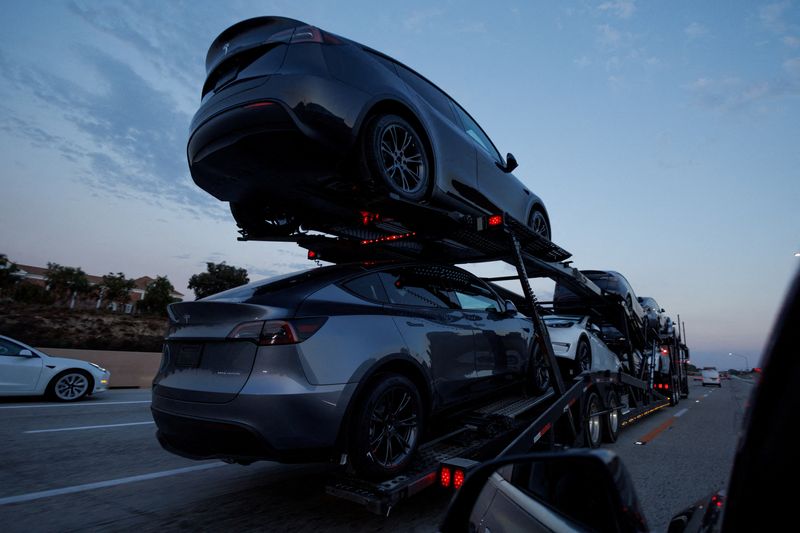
<box><xmin>349</xmin><ymin>373</ymin><xmax>424</xmax><ymax>478</ymax></box>
<box><xmin>364</xmin><ymin>114</ymin><xmax>430</xmax><ymax>201</ymax></box>
<box><xmin>603</xmin><ymin>391</ymin><xmax>621</xmax><ymax>443</ymax></box>
<box><xmin>584</xmin><ymin>391</ymin><xmax>602</xmax><ymax>448</ymax></box>
<box><xmin>527</xmin><ymin>207</ymin><xmax>551</xmax><ymax>241</ymax></box>
<box><xmin>670</xmin><ymin>376</ymin><xmax>680</xmax><ymax>406</ymax></box>
<box><xmin>575</xmin><ymin>338</ymin><xmax>592</xmax><ymax>374</ymax></box>
<box><xmin>526</xmin><ymin>343</ymin><xmax>550</xmax><ymax>395</ymax></box>
<box><xmin>47</xmin><ymin>370</ymin><xmax>92</xmax><ymax>402</ymax></box>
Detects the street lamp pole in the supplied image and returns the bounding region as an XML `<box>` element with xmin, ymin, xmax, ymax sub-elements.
<box><xmin>729</xmin><ymin>352</ymin><xmax>750</xmax><ymax>371</ymax></box>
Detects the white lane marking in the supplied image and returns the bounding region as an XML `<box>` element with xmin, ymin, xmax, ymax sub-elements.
<box><xmin>0</xmin><ymin>463</ymin><xmax>226</xmax><ymax>506</ymax></box>
<box><xmin>673</xmin><ymin>408</ymin><xmax>689</xmax><ymax>418</ymax></box>
<box><xmin>25</xmin><ymin>421</ymin><xmax>155</xmax><ymax>434</ymax></box>
<box><xmin>0</xmin><ymin>400</ymin><xmax>150</xmax><ymax>410</ymax></box>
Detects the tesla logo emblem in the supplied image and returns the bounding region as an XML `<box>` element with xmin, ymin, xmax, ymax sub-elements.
<box><xmin>183</xmin><ymin>315</ymin><xmax>191</xmax><ymax>324</ymax></box>
<box><xmin>222</xmin><ymin>42</ymin><xmax>230</xmax><ymax>55</ymax></box>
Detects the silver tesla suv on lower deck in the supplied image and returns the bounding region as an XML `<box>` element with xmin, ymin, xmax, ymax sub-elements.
<box><xmin>152</xmin><ymin>262</ymin><xmax>539</xmax><ymax>477</ymax></box>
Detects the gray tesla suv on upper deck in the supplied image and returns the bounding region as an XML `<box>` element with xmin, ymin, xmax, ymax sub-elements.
<box><xmin>152</xmin><ymin>262</ymin><xmax>539</xmax><ymax>477</ymax></box>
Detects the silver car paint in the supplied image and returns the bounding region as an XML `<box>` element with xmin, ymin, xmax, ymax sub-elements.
<box><xmin>545</xmin><ymin>316</ymin><xmax>622</xmax><ymax>372</ymax></box>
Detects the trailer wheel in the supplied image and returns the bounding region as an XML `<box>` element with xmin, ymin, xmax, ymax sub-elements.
<box><xmin>603</xmin><ymin>391</ymin><xmax>620</xmax><ymax>443</ymax></box>
<box><xmin>526</xmin><ymin>343</ymin><xmax>550</xmax><ymax>395</ymax></box>
<box><xmin>584</xmin><ymin>392</ymin><xmax>603</xmax><ymax>448</ymax></box>
<box><xmin>349</xmin><ymin>373</ymin><xmax>423</xmax><ymax>479</ymax></box>
<box><xmin>364</xmin><ymin>114</ymin><xmax>430</xmax><ymax>201</ymax></box>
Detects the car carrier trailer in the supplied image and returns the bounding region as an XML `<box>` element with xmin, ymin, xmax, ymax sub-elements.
<box><xmin>239</xmin><ymin>196</ymin><xmax>687</xmax><ymax>515</ymax></box>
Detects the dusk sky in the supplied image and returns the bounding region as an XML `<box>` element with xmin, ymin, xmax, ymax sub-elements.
<box><xmin>1</xmin><ymin>1</ymin><xmax>798</xmax><ymax>370</ymax></box>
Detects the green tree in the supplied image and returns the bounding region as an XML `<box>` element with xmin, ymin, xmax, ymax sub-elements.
<box><xmin>101</xmin><ymin>272</ymin><xmax>136</xmax><ymax>311</ymax></box>
<box><xmin>139</xmin><ymin>276</ymin><xmax>177</xmax><ymax>316</ymax></box>
<box><xmin>0</xmin><ymin>254</ymin><xmax>21</xmax><ymax>295</ymax></box>
<box><xmin>188</xmin><ymin>262</ymin><xmax>249</xmax><ymax>299</ymax></box>
<box><xmin>45</xmin><ymin>262</ymin><xmax>90</xmax><ymax>307</ymax></box>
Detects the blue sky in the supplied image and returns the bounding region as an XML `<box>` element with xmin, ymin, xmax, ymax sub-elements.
<box><xmin>1</xmin><ymin>1</ymin><xmax>798</xmax><ymax>370</ymax></box>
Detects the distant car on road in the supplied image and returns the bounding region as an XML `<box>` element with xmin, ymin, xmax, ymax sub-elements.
<box><xmin>542</xmin><ymin>315</ymin><xmax>622</xmax><ymax>375</ymax></box>
<box><xmin>187</xmin><ymin>16</ymin><xmax>551</xmax><ymax>241</ymax></box>
<box><xmin>702</xmin><ymin>368</ymin><xmax>722</xmax><ymax>387</ymax></box>
<box><xmin>0</xmin><ymin>335</ymin><xmax>110</xmax><ymax>401</ymax></box>
<box><xmin>152</xmin><ymin>262</ymin><xmax>541</xmax><ymax>478</ymax></box>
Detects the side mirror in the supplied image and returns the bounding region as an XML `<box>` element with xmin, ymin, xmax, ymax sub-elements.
<box><xmin>18</xmin><ymin>349</ymin><xmax>35</xmax><ymax>358</ymax></box>
<box><xmin>504</xmin><ymin>300</ymin><xmax>519</xmax><ymax>316</ymax></box>
<box><xmin>588</xmin><ymin>323</ymin><xmax>602</xmax><ymax>335</ymax></box>
<box><xmin>500</xmin><ymin>152</ymin><xmax>518</xmax><ymax>173</ymax></box>
<box><xmin>440</xmin><ymin>450</ymin><xmax>648</xmax><ymax>533</ymax></box>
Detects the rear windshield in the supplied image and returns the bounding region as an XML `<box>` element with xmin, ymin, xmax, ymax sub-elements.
<box><xmin>202</xmin><ymin>265</ymin><xmax>361</xmax><ymax>302</ymax></box>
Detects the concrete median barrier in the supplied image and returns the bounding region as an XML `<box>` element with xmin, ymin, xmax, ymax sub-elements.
<box><xmin>36</xmin><ymin>347</ymin><xmax>162</xmax><ymax>389</ymax></box>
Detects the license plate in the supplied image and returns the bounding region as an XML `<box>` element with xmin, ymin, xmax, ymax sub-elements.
<box><xmin>175</xmin><ymin>344</ymin><xmax>203</xmax><ymax>368</ymax></box>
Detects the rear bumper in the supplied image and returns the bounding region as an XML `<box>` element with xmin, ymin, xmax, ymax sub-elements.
<box><xmin>187</xmin><ymin>74</ymin><xmax>364</xmax><ymax>204</ymax></box>
<box><xmin>151</xmin><ymin>382</ymin><xmax>356</xmax><ymax>463</ymax></box>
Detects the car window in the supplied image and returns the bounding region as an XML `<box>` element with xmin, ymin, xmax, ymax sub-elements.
<box><xmin>378</xmin><ymin>268</ymin><xmax>458</xmax><ymax>308</ymax></box>
<box><xmin>342</xmin><ymin>272</ymin><xmax>389</xmax><ymax>303</ymax></box>
<box><xmin>0</xmin><ymin>339</ymin><xmax>23</xmax><ymax>357</ymax></box>
<box><xmin>395</xmin><ymin>65</ymin><xmax>457</xmax><ymax>123</ymax></box>
<box><xmin>452</xmin><ymin>284</ymin><xmax>502</xmax><ymax>312</ymax></box>
<box><xmin>450</xmin><ymin>101</ymin><xmax>502</xmax><ymax>161</ymax></box>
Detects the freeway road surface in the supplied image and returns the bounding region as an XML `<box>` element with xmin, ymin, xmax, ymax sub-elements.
<box><xmin>0</xmin><ymin>380</ymin><xmax>753</xmax><ymax>532</ymax></box>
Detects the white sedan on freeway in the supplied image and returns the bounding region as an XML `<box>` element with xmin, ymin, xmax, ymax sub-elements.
<box><xmin>543</xmin><ymin>315</ymin><xmax>622</xmax><ymax>374</ymax></box>
<box><xmin>0</xmin><ymin>335</ymin><xmax>110</xmax><ymax>401</ymax></box>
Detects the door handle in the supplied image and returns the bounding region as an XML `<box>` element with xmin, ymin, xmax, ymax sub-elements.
<box><xmin>465</xmin><ymin>314</ymin><xmax>481</xmax><ymax>321</ymax></box>
<box><xmin>406</xmin><ymin>321</ymin><xmax>425</xmax><ymax>327</ymax></box>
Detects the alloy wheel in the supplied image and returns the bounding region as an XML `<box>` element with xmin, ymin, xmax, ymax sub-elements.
<box><xmin>55</xmin><ymin>373</ymin><xmax>89</xmax><ymax>401</ymax></box>
<box><xmin>367</xmin><ymin>386</ymin><xmax>420</xmax><ymax>469</ymax></box>
<box><xmin>378</xmin><ymin>124</ymin><xmax>427</xmax><ymax>195</ymax></box>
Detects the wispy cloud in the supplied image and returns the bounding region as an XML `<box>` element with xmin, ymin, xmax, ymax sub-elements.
<box><xmin>685</xmin><ymin>22</ymin><xmax>708</xmax><ymax>39</ymax></box>
<box><xmin>597</xmin><ymin>24</ymin><xmax>623</xmax><ymax>47</ymax></box>
<box><xmin>597</xmin><ymin>1</ymin><xmax>636</xmax><ymax>19</ymax></box>
<box><xmin>403</xmin><ymin>8</ymin><xmax>445</xmax><ymax>32</ymax></box>
<box><xmin>784</xmin><ymin>35</ymin><xmax>800</xmax><ymax>48</ymax></box>
<box><xmin>686</xmin><ymin>71</ymin><xmax>800</xmax><ymax>110</ymax></box>
<box><xmin>759</xmin><ymin>1</ymin><xmax>792</xmax><ymax>34</ymax></box>
<box><xmin>0</xmin><ymin>45</ymin><xmax>225</xmax><ymax>219</ymax></box>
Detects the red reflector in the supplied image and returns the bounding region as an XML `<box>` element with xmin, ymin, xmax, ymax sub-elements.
<box><xmin>453</xmin><ymin>469</ymin><xmax>465</xmax><ymax>490</ymax></box>
<box><xmin>440</xmin><ymin>467</ymin><xmax>451</xmax><ymax>488</ymax></box>
<box><xmin>308</xmin><ymin>250</ymin><xmax>317</xmax><ymax>259</ymax></box>
<box><xmin>664</xmin><ymin>383</ymin><xmax>670</xmax><ymax>390</ymax></box>
<box><xmin>360</xmin><ymin>211</ymin><xmax>380</xmax><ymax>225</ymax></box>
<box><xmin>244</xmin><ymin>102</ymin><xmax>274</xmax><ymax>109</ymax></box>
<box><xmin>488</xmin><ymin>215</ymin><xmax>503</xmax><ymax>226</ymax></box>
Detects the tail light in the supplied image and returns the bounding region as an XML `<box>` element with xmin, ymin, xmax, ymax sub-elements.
<box><xmin>453</xmin><ymin>469</ymin><xmax>465</xmax><ymax>490</ymax></box>
<box><xmin>274</xmin><ymin>25</ymin><xmax>341</xmax><ymax>44</ymax></box>
<box><xmin>488</xmin><ymin>214</ymin><xmax>503</xmax><ymax>226</ymax></box>
<box><xmin>439</xmin><ymin>467</ymin><xmax>451</xmax><ymax>488</ymax></box>
<box><xmin>228</xmin><ymin>318</ymin><xmax>327</xmax><ymax>345</ymax></box>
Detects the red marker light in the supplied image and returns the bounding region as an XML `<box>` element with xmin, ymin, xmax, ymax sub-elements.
<box><xmin>307</xmin><ymin>250</ymin><xmax>317</xmax><ymax>260</ymax></box>
<box><xmin>440</xmin><ymin>467</ymin><xmax>451</xmax><ymax>488</ymax></box>
<box><xmin>488</xmin><ymin>215</ymin><xmax>503</xmax><ymax>226</ymax></box>
<box><xmin>453</xmin><ymin>469</ymin><xmax>465</xmax><ymax>490</ymax></box>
